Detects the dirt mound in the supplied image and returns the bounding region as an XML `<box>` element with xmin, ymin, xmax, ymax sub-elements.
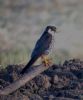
<box><xmin>0</xmin><ymin>59</ymin><xmax>83</xmax><ymax>100</ymax></box>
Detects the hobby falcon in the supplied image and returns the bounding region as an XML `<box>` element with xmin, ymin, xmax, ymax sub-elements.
<box><xmin>21</xmin><ymin>26</ymin><xmax>57</xmax><ymax>74</ymax></box>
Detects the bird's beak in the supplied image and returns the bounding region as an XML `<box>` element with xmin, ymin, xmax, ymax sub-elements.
<box><xmin>56</xmin><ymin>28</ymin><xmax>61</xmax><ymax>33</ymax></box>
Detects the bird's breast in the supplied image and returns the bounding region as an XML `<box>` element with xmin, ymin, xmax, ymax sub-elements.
<box><xmin>44</xmin><ymin>36</ymin><xmax>55</xmax><ymax>55</ymax></box>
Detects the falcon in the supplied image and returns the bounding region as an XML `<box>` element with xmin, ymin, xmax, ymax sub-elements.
<box><xmin>21</xmin><ymin>26</ymin><xmax>58</xmax><ymax>74</ymax></box>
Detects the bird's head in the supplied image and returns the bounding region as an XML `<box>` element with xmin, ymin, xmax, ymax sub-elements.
<box><xmin>45</xmin><ymin>26</ymin><xmax>57</xmax><ymax>35</ymax></box>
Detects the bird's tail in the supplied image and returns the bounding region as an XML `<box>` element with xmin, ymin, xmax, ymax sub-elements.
<box><xmin>20</xmin><ymin>56</ymin><xmax>39</xmax><ymax>74</ymax></box>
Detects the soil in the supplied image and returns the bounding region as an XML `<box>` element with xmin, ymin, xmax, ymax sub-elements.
<box><xmin>0</xmin><ymin>59</ymin><xmax>83</xmax><ymax>100</ymax></box>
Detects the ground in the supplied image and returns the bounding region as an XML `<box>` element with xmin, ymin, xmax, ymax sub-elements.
<box><xmin>0</xmin><ymin>59</ymin><xmax>83</xmax><ymax>100</ymax></box>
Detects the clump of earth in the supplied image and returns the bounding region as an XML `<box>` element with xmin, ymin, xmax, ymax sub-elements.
<box><xmin>0</xmin><ymin>59</ymin><xmax>83</xmax><ymax>100</ymax></box>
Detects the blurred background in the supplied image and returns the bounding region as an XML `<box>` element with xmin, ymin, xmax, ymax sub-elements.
<box><xmin>0</xmin><ymin>0</ymin><xmax>83</xmax><ymax>67</ymax></box>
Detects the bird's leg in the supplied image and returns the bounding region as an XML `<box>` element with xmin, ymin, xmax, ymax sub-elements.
<box><xmin>41</xmin><ymin>55</ymin><xmax>52</xmax><ymax>67</ymax></box>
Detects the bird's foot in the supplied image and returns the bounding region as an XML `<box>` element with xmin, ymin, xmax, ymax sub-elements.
<box><xmin>42</xmin><ymin>56</ymin><xmax>52</xmax><ymax>67</ymax></box>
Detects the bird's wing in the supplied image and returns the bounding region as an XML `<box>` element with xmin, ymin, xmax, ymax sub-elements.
<box><xmin>31</xmin><ymin>33</ymin><xmax>52</xmax><ymax>58</ymax></box>
<box><xmin>21</xmin><ymin>33</ymin><xmax>52</xmax><ymax>74</ymax></box>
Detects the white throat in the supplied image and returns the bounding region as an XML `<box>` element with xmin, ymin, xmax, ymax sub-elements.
<box><xmin>48</xmin><ymin>29</ymin><xmax>55</xmax><ymax>35</ymax></box>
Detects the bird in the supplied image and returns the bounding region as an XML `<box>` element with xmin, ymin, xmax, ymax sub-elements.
<box><xmin>20</xmin><ymin>25</ymin><xmax>57</xmax><ymax>74</ymax></box>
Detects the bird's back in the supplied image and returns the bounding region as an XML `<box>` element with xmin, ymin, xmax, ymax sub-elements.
<box><xmin>31</xmin><ymin>32</ymin><xmax>52</xmax><ymax>58</ymax></box>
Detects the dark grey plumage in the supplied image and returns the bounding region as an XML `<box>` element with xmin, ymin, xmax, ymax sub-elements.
<box><xmin>21</xmin><ymin>26</ymin><xmax>56</xmax><ymax>74</ymax></box>
<box><xmin>31</xmin><ymin>32</ymin><xmax>52</xmax><ymax>58</ymax></box>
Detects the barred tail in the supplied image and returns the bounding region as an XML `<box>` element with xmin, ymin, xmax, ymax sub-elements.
<box><xmin>20</xmin><ymin>56</ymin><xmax>39</xmax><ymax>74</ymax></box>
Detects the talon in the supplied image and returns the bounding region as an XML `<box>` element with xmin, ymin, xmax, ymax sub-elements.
<box><xmin>41</xmin><ymin>55</ymin><xmax>52</xmax><ymax>67</ymax></box>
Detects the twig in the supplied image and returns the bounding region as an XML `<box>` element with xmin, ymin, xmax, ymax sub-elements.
<box><xmin>0</xmin><ymin>64</ymin><xmax>54</xmax><ymax>95</ymax></box>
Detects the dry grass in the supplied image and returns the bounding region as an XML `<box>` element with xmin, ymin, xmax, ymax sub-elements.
<box><xmin>0</xmin><ymin>49</ymin><xmax>29</xmax><ymax>67</ymax></box>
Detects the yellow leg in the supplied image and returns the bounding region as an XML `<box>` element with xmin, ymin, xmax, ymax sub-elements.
<box><xmin>41</xmin><ymin>55</ymin><xmax>52</xmax><ymax>67</ymax></box>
